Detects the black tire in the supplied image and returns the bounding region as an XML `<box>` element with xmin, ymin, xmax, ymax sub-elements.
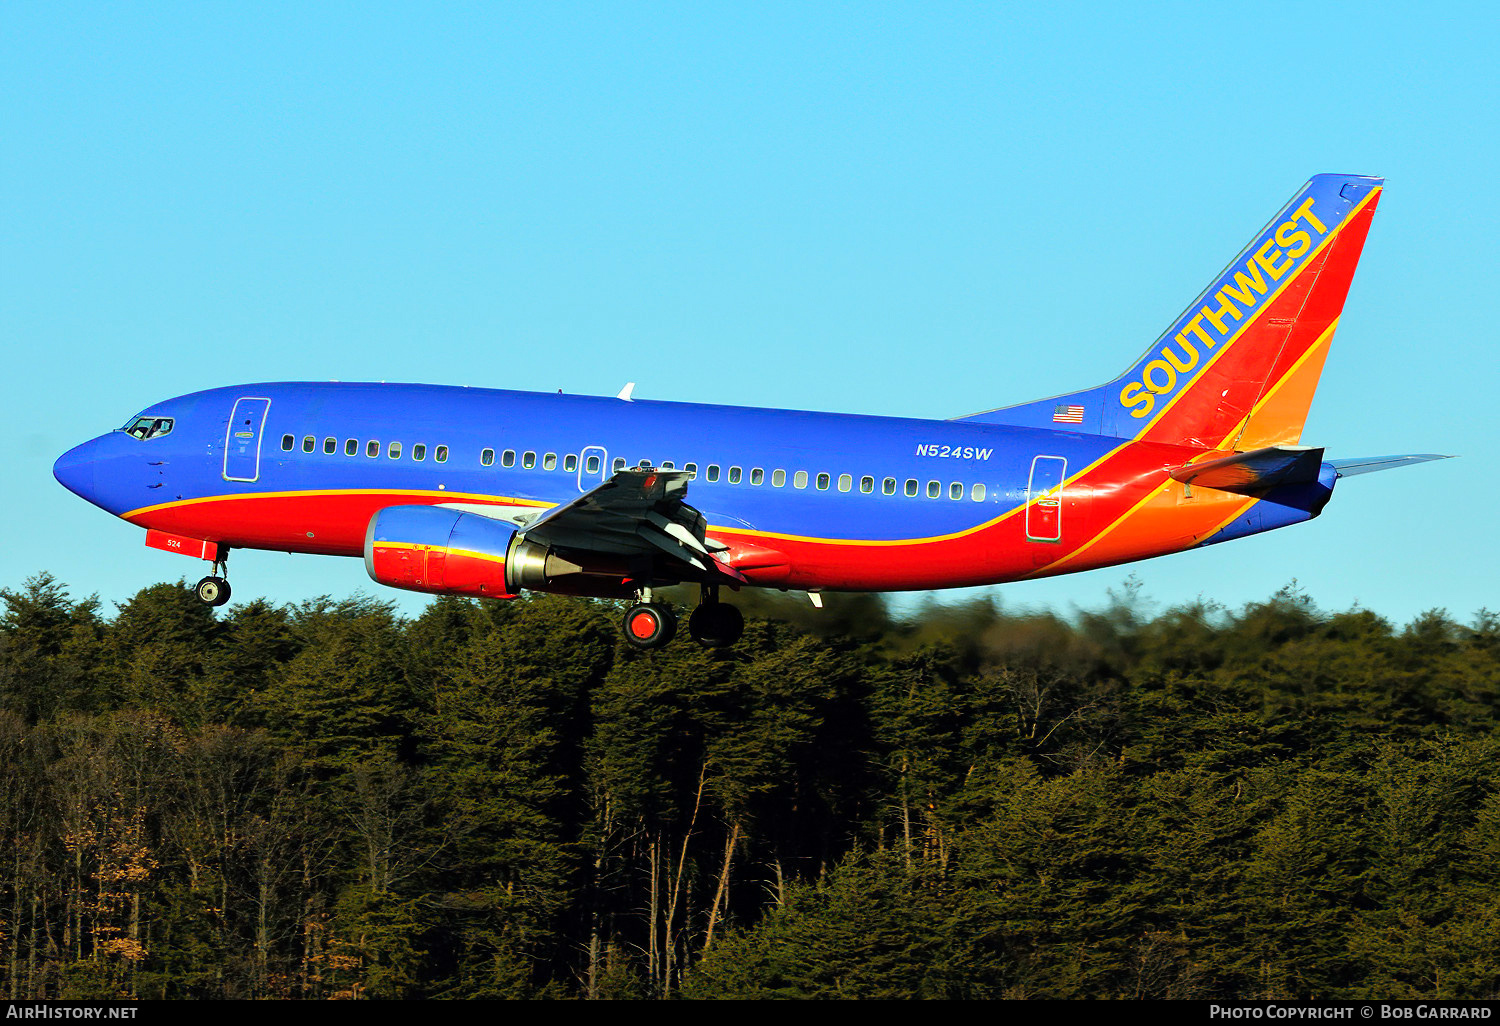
<box><xmin>689</xmin><ymin>602</ymin><xmax>743</xmax><ymax>648</ymax></box>
<box><xmin>623</xmin><ymin>603</ymin><xmax>676</xmax><ymax>649</ymax></box>
<box><xmin>195</xmin><ymin>576</ymin><xmax>231</xmax><ymax>607</ymax></box>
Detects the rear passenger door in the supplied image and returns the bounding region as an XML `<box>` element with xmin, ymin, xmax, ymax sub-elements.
<box><xmin>1026</xmin><ymin>455</ymin><xmax>1067</xmax><ymax>542</ymax></box>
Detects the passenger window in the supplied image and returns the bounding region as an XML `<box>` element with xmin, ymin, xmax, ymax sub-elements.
<box><xmin>586</xmin><ymin>454</ymin><xmax>600</xmax><ymax>474</ymax></box>
<box><xmin>728</xmin><ymin>466</ymin><xmax>742</xmax><ymax>484</ymax></box>
<box><xmin>323</xmin><ymin>437</ymin><xmax>336</xmax><ymax>454</ymax></box>
<box><xmin>949</xmin><ymin>482</ymin><xmax>963</xmax><ymax>499</ymax></box>
<box><xmin>838</xmin><ymin>474</ymin><xmax>852</xmax><ymax>492</ymax></box>
<box><xmin>281</xmin><ymin>435</ymin><xmax>294</xmax><ymax>451</ymax></box>
<box><xmin>523</xmin><ymin>451</ymin><xmax>537</xmax><ymax>469</ymax></box>
<box><xmin>612</xmin><ymin>457</ymin><xmax>626</xmax><ymax>472</ymax></box>
<box><xmin>389</xmin><ymin>442</ymin><xmax>402</xmax><ymax>459</ymax></box>
<box><xmin>502</xmin><ymin>450</ymin><xmax>516</xmax><ymax>468</ymax></box>
<box><xmin>564</xmin><ymin>453</ymin><xmax>578</xmax><ymax>472</ymax></box>
<box><xmin>661</xmin><ymin>461</ymin><xmax>674</xmax><ymax>470</ymax></box>
<box><xmin>345</xmin><ymin>438</ymin><xmax>358</xmax><ymax>456</ymax></box>
<box><xmin>816</xmin><ymin>473</ymin><xmax>830</xmax><ymax>490</ymax></box>
<box><xmin>905</xmin><ymin>479</ymin><xmax>918</xmax><ymax>497</ymax></box>
<box><xmin>413</xmin><ymin>444</ymin><xmax>427</xmax><ymax>461</ymax></box>
<box><xmin>750</xmin><ymin>468</ymin><xmax>764</xmax><ymax>485</ymax></box>
<box><xmin>302</xmin><ymin>436</ymin><xmax>315</xmax><ymax>453</ymax></box>
<box><xmin>927</xmin><ymin>481</ymin><xmax>940</xmax><ymax>498</ymax></box>
<box><xmin>706</xmin><ymin>465</ymin><xmax>720</xmax><ymax>482</ymax></box>
<box><xmin>794</xmin><ymin>471</ymin><xmax>808</xmax><ymax>489</ymax></box>
<box><xmin>367</xmin><ymin>440</ymin><xmax>380</xmax><ymax>458</ymax></box>
<box><xmin>860</xmin><ymin>476</ymin><xmax>874</xmax><ymax>493</ymax></box>
<box><xmin>772</xmin><ymin>469</ymin><xmax>786</xmax><ymax>487</ymax></box>
<box><xmin>543</xmin><ymin>453</ymin><xmax>557</xmax><ymax>470</ymax></box>
<box><xmin>481</xmin><ymin>448</ymin><xmax>495</xmax><ymax>467</ymax></box>
<box><xmin>971</xmin><ymin>483</ymin><xmax>986</xmax><ymax>501</ymax></box>
<box><xmin>684</xmin><ymin>463</ymin><xmax>698</xmax><ymax>478</ymax></box>
<box><xmin>435</xmin><ymin>445</ymin><xmax>449</xmax><ymax>463</ymax></box>
<box><xmin>883</xmin><ymin>477</ymin><xmax>897</xmax><ymax>495</ymax></box>
<box><xmin>638</xmin><ymin>458</ymin><xmax>652</xmax><ymax>468</ymax></box>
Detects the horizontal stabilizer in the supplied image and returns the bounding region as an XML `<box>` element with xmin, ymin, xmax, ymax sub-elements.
<box><xmin>1171</xmin><ymin>445</ymin><xmax>1325</xmax><ymax>494</ymax></box>
<box><xmin>1328</xmin><ymin>454</ymin><xmax>1454</xmax><ymax>478</ymax></box>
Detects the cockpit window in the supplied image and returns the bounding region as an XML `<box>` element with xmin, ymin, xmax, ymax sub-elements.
<box><xmin>123</xmin><ymin>417</ymin><xmax>173</xmax><ymax>441</ymax></box>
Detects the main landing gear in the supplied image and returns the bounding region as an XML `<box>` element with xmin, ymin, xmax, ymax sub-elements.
<box><xmin>623</xmin><ymin>600</ymin><xmax>677</xmax><ymax>649</ymax></box>
<box><xmin>194</xmin><ymin>555</ymin><xmax>232</xmax><ymax>608</ymax></box>
<box><xmin>689</xmin><ymin>591</ymin><xmax>743</xmax><ymax>649</ymax></box>
<box><xmin>620</xmin><ymin>586</ymin><xmax>744</xmax><ymax>651</ymax></box>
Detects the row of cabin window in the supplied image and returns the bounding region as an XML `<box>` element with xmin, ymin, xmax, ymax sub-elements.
<box><xmin>476</xmin><ymin>447</ymin><xmax>989</xmax><ymax>502</ymax></box>
<box><xmin>281</xmin><ymin>434</ymin><xmax>450</xmax><ymax>463</ymax></box>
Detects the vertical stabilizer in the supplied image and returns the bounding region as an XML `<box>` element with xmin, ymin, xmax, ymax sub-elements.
<box><xmin>957</xmin><ymin>175</ymin><xmax>1383</xmax><ymax>449</ymax></box>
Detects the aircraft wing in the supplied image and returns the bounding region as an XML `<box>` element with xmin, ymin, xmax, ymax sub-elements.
<box><xmin>509</xmin><ymin>467</ymin><xmax>745</xmax><ymax>583</ymax></box>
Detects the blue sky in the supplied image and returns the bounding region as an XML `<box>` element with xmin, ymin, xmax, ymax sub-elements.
<box><xmin>4</xmin><ymin>2</ymin><xmax>1496</xmax><ymax>626</ymax></box>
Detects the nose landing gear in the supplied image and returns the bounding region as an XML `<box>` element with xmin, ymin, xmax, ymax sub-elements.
<box><xmin>194</xmin><ymin>555</ymin><xmax>232</xmax><ymax>607</ymax></box>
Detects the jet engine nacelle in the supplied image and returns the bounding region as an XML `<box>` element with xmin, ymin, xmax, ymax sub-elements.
<box><xmin>365</xmin><ymin>505</ymin><xmax>632</xmax><ymax>599</ymax></box>
<box><xmin>365</xmin><ymin>505</ymin><xmax>523</xmax><ymax>599</ymax></box>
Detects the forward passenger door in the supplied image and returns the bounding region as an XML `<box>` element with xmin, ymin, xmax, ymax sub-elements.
<box><xmin>223</xmin><ymin>397</ymin><xmax>271</xmax><ymax>482</ymax></box>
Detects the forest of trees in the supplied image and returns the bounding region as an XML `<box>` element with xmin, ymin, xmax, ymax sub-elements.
<box><xmin>1</xmin><ymin>572</ymin><xmax>1498</xmax><ymax>1000</ymax></box>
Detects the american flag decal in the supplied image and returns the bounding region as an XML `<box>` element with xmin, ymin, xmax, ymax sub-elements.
<box><xmin>1052</xmin><ymin>404</ymin><xmax>1085</xmax><ymax>424</ymax></box>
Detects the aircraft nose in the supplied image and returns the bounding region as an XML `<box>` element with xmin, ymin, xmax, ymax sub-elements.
<box><xmin>53</xmin><ymin>438</ymin><xmax>100</xmax><ymax>503</ymax></box>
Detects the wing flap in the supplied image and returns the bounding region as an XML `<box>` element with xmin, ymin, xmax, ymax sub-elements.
<box><xmin>520</xmin><ymin>467</ymin><xmax>747</xmax><ymax>583</ymax></box>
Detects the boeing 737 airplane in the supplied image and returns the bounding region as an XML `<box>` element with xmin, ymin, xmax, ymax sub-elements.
<box><xmin>54</xmin><ymin>174</ymin><xmax>1447</xmax><ymax>648</ymax></box>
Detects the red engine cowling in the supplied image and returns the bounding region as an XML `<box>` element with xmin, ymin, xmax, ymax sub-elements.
<box><xmin>365</xmin><ymin>505</ymin><xmax>639</xmax><ymax>599</ymax></box>
<box><xmin>364</xmin><ymin>505</ymin><xmax>522</xmax><ymax>599</ymax></box>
